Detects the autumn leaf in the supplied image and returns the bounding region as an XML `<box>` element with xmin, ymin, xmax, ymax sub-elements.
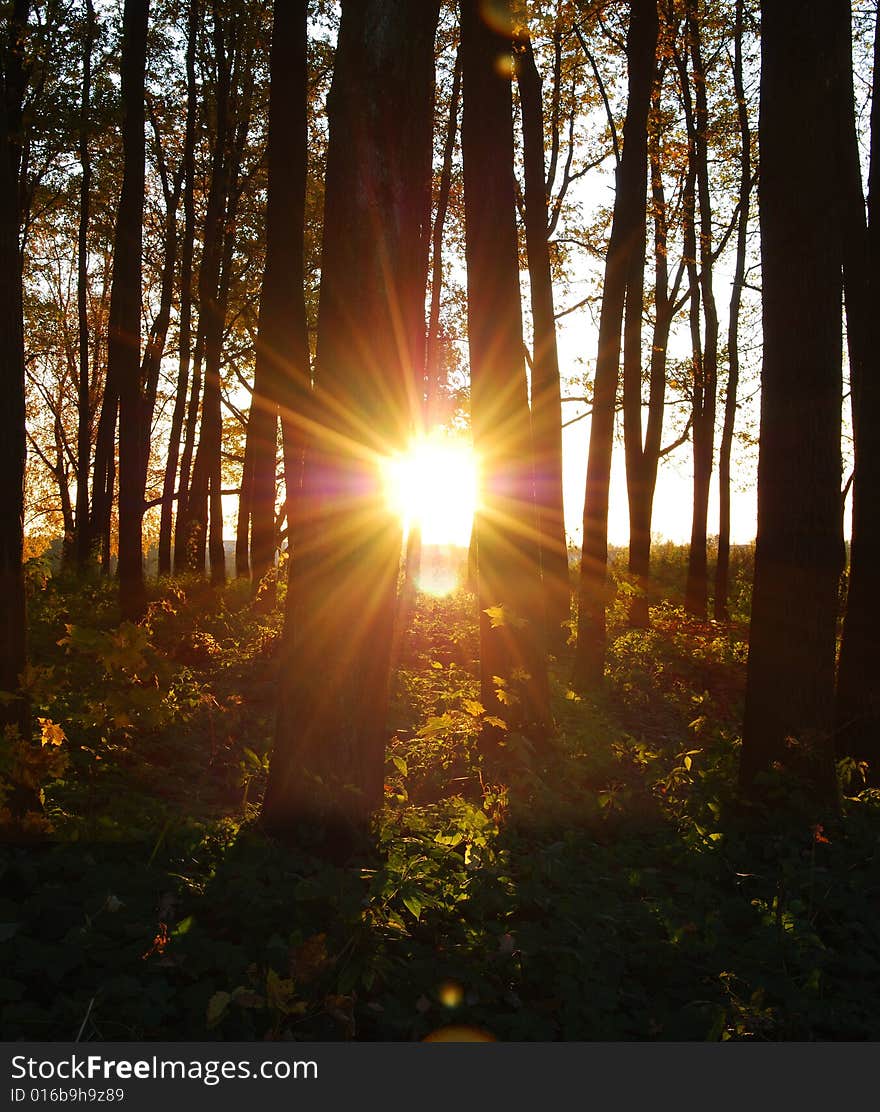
<box><xmin>38</xmin><ymin>718</ymin><xmax>65</xmax><ymax>747</ymax></box>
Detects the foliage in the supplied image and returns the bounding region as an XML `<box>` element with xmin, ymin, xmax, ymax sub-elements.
<box><xmin>2</xmin><ymin>573</ymin><xmax>880</xmax><ymax>1041</ymax></box>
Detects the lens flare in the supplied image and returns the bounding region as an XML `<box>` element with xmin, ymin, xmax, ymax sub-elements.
<box><xmin>438</xmin><ymin>981</ymin><xmax>464</xmax><ymax>1008</ymax></box>
<box><xmin>382</xmin><ymin>432</ymin><xmax>478</xmax><ymax>548</ymax></box>
<box><xmin>423</xmin><ymin>1025</ymin><xmax>496</xmax><ymax>1042</ymax></box>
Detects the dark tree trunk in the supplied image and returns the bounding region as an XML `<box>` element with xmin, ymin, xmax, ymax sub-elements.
<box><xmin>625</xmin><ymin>70</ymin><xmax>680</xmax><ymax>629</ymax></box>
<box><xmin>173</xmin><ymin>340</ymin><xmax>202</xmax><ymax>573</ymax></box>
<box><xmin>739</xmin><ymin>0</ymin><xmax>846</xmax><ymax>804</ymax></box>
<box><xmin>113</xmin><ymin>0</ymin><xmax>149</xmax><ymax>621</ymax></box>
<box><xmin>157</xmin><ymin>0</ymin><xmax>197</xmax><ymax>578</ymax></box>
<box><xmin>263</xmin><ymin>0</ymin><xmax>440</xmax><ymax>848</ymax></box>
<box><xmin>516</xmin><ymin>27</ymin><xmax>569</xmax><ymax>649</ymax></box>
<box><xmin>74</xmin><ymin>0</ymin><xmax>97</xmax><ymax>570</ymax></box>
<box><xmin>425</xmin><ymin>47</ymin><xmax>460</xmax><ymax>430</ymax></box>
<box><xmin>683</xmin><ymin>0</ymin><xmax>718</xmax><ymax>619</ymax></box>
<box><xmin>0</xmin><ymin>0</ymin><xmax>30</xmax><ymax>746</ymax></box>
<box><xmin>90</xmin><ymin>381</ymin><xmax>117</xmax><ymax>572</ymax></box>
<box><xmin>245</xmin><ymin>0</ymin><xmax>310</xmax><ymax>592</ymax></box>
<box><xmin>179</xmin><ymin>5</ymin><xmax>234</xmax><ymax>582</ymax></box>
<box><xmin>835</xmin><ymin>3</ymin><xmax>880</xmax><ymax>779</ymax></box>
<box><xmin>137</xmin><ymin>133</ymin><xmax>182</xmax><ymax>541</ymax></box>
<box><xmin>714</xmin><ymin>0</ymin><xmax>750</xmax><ymax>622</ymax></box>
<box><xmin>460</xmin><ymin>0</ymin><xmax>550</xmax><ymax>747</ymax></box>
<box><xmin>574</xmin><ymin>0</ymin><xmax>657</xmax><ymax>689</ymax></box>
<box><xmin>235</xmin><ymin>411</ymin><xmax>254</xmax><ymax>578</ymax></box>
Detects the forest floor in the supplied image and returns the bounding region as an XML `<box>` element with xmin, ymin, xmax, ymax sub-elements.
<box><xmin>2</xmin><ymin>559</ymin><xmax>880</xmax><ymax>1041</ymax></box>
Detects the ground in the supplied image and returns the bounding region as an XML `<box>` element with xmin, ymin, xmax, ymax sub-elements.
<box><xmin>2</xmin><ymin>557</ymin><xmax>879</xmax><ymax>1041</ymax></box>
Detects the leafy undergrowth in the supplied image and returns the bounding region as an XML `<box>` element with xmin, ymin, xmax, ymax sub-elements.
<box><xmin>2</xmin><ymin>567</ymin><xmax>880</xmax><ymax>1041</ymax></box>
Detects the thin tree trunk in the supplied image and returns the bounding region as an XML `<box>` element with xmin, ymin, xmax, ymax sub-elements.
<box><xmin>112</xmin><ymin>0</ymin><xmax>149</xmax><ymax>621</ymax></box>
<box><xmin>626</xmin><ymin>69</ymin><xmax>681</xmax><ymax>629</ymax></box>
<box><xmin>425</xmin><ymin>47</ymin><xmax>460</xmax><ymax>429</ymax></box>
<box><xmin>74</xmin><ymin>0</ymin><xmax>97</xmax><ymax>569</ymax></box>
<box><xmin>714</xmin><ymin>0</ymin><xmax>750</xmax><ymax>621</ymax></box>
<box><xmin>516</xmin><ymin>27</ymin><xmax>569</xmax><ymax>649</ymax></box>
<box><xmin>157</xmin><ymin>0</ymin><xmax>197</xmax><ymax>578</ymax></box>
<box><xmin>0</xmin><ymin>0</ymin><xmax>30</xmax><ymax>753</ymax></box>
<box><xmin>137</xmin><ymin>133</ymin><xmax>182</xmax><ymax>531</ymax></box>
<box><xmin>574</xmin><ymin>0</ymin><xmax>657</xmax><ymax>688</ymax></box>
<box><xmin>683</xmin><ymin>0</ymin><xmax>717</xmax><ymax>619</ymax></box>
<box><xmin>739</xmin><ymin>0</ymin><xmax>846</xmax><ymax>805</ymax></box>
<box><xmin>180</xmin><ymin>6</ymin><xmax>232</xmax><ymax>579</ymax></box>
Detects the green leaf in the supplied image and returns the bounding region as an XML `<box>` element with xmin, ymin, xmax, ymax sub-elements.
<box><xmin>206</xmin><ymin>990</ymin><xmax>231</xmax><ymax>1029</ymax></box>
<box><xmin>402</xmin><ymin>893</ymin><xmax>422</xmax><ymax>920</ymax></box>
<box><xmin>392</xmin><ymin>756</ymin><xmax>408</xmax><ymax>776</ymax></box>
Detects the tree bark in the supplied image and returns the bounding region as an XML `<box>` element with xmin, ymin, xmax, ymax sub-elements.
<box><xmin>245</xmin><ymin>0</ymin><xmax>310</xmax><ymax>592</ymax></box>
<box><xmin>74</xmin><ymin>0</ymin><xmax>97</xmax><ymax>570</ymax></box>
<box><xmin>835</xmin><ymin>2</ymin><xmax>880</xmax><ymax>779</ymax></box>
<box><xmin>516</xmin><ymin>27</ymin><xmax>570</xmax><ymax>649</ymax></box>
<box><xmin>179</xmin><ymin>4</ymin><xmax>233</xmax><ymax>581</ymax></box>
<box><xmin>574</xmin><ymin>0</ymin><xmax>657</xmax><ymax>688</ymax></box>
<box><xmin>714</xmin><ymin>0</ymin><xmax>750</xmax><ymax>622</ymax></box>
<box><xmin>157</xmin><ymin>0</ymin><xmax>197</xmax><ymax>578</ymax></box>
<box><xmin>625</xmin><ymin>68</ymin><xmax>681</xmax><ymax>629</ymax></box>
<box><xmin>683</xmin><ymin>0</ymin><xmax>718</xmax><ymax>619</ymax></box>
<box><xmin>263</xmin><ymin>0</ymin><xmax>440</xmax><ymax>849</ymax></box>
<box><xmin>113</xmin><ymin>0</ymin><xmax>149</xmax><ymax>621</ymax></box>
<box><xmin>460</xmin><ymin>0</ymin><xmax>550</xmax><ymax>747</ymax></box>
<box><xmin>739</xmin><ymin>0</ymin><xmax>846</xmax><ymax>805</ymax></box>
<box><xmin>0</xmin><ymin>0</ymin><xmax>30</xmax><ymax>745</ymax></box>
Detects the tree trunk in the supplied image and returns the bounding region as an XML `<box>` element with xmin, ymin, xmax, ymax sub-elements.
<box><xmin>460</xmin><ymin>0</ymin><xmax>550</xmax><ymax>748</ymax></box>
<box><xmin>835</xmin><ymin>3</ymin><xmax>880</xmax><ymax>780</ymax></box>
<box><xmin>714</xmin><ymin>0</ymin><xmax>750</xmax><ymax>622</ymax></box>
<box><xmin>263</xmin><ymin>0</ymin><xmax>440</xmax><ymax>849</ymax></box>
<box><xmin>574</xmin><ymin>0</ymin><xmax>657</xmax><ymax>689</ymax></box>
<box><xmin>625</xmin><ymin>70</ymin><xmax>680</xmax><ymax>629</ymax></box>
<box><xmin>113</xmin><ymin>0</ymin><xmax>149</xmax><ymax>621</ymax></box>
<box><xmin>0</xmin><ymin>0</ymin><xmax>30</xmax><ymax>747</ymax></box>
<box><xmin>74</xmin><ymin>0</ymin><xmax>97</xmax><ymax>570</ymax></box>
<box><xmin>246</xmin><ymin>0</ymin><xmax>310</xmax><ymax>593</ymax></box>
<box><xmin>137</xmin><ymin>144</ymin><xmax>182</xmax><ymax>543</ymax></box>
<box><xmin>739</xmin><ymin>0</ymin><xmax>846</xmax><ymax>805</ymax></box>
<box><xmin>683</xmin><ymin>0</ymin><xmax>717</xmax><ymax>619</ymax></box>
<box><xmin>179</xmin><ymin>6</ymin><xmax>233</xmax><ymax>581</ymax></box>
<box><xmin>157</xmin><ymin>0</ymin><xmax>197</xmax><ymax>578</ymax></box>
<box><xmin>516</xmin><ymin>28</ymin><xmax>569</xmax><ymax>649</ymax></box>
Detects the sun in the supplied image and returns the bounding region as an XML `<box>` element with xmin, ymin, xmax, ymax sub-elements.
<box><xmin>382</xmin><ymin>431</ymin><xmax>478</xmax><ymax>548</ymax></box>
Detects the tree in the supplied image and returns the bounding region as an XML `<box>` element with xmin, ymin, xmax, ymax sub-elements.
<box><xmin>835</xmin><ymin>1</ymin><xmax>880</xmax><ymax>782</ymax></box>
<box><xmin>739</xmin><ymin>0</ymin><xmax>847</xmax><ymax>804</ymax></box>
<box><xmin>460</xmin><ymin>0</ymin><xmax>550</xmax><ymax>746</ymax></box>
<box><xmin>157</xmin><ymin>0</ymin><xmax>198</xmax><ymax>578</ymax></box>
<box><xmin>240</xmin><ymin>0</ymin><xmax>310</xmax><ymax>591</ymax></box>
<box><xmin>515</xmin><ymin>21</ymin><xmax>569</xmax><ymax>648</ymax></box>
<box><xmin>0</xmin><ymin>0</ymin><xmax>30</xmax><ymax>745</ymax></box>
<box><xmin>262</xmin><ymin>0</ymin><xmax>441</xmax><ymax>847</ymax></box>
<box><xmin>74</xmin><ymin>0</ymin><xmax>97</xmax><ymax>570</ymax></box>
<box><xmin>113</xmin><ymin>0</ymin><xmax>149</xmax><ymax>621</ymax></box>
<box><xmin>574</xmin><ymin>0</ymin><xmax>657</xmax><ymax>688</ymax></box>
<box><xmin>681</xmin><ymin>0</ymin><xmax>719</xmax><ymax>619</ymax></box>
<box><xmin>714</xmin><ymin>0</ymin><xmax>751</xmax><ymax>622</ymax></box>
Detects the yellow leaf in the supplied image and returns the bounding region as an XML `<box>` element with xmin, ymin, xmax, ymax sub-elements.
<box><xmin>38</xmin><ymin>718</ymin><xmax>65</xmax><ymax>747</ymax></box>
